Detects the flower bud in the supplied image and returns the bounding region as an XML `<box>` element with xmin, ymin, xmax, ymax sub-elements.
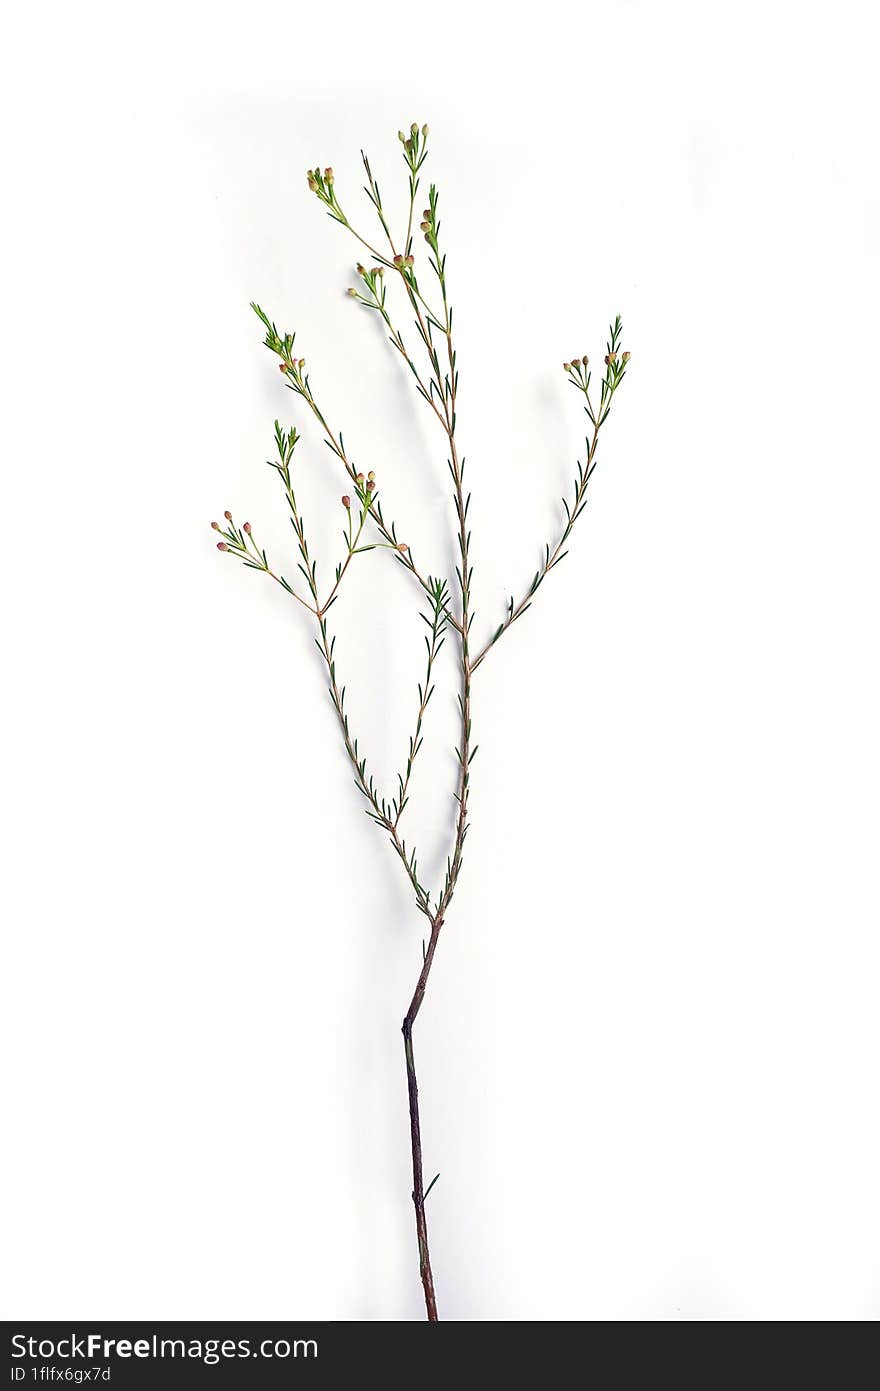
<box><xmin>622</xmin><ymin>351</ymin><xmax>631</xmax><ymax>363</ymax></box>
<box><xmin>243</xmin><ymin>522</ymin><xmax>252</xmax><ymax>534</ymax></box>
<box><xmin>393</xmin><ymin>254</ymin><xmax>404</xmax><ymax>267</ymax></box>
<box><xmin>357</xmin><ymin>263</ymin><xmax>366</xmax><ymax>275</ymax></box>
<box><xmin>224</xmin><ymin>510</ymin><xmax>233</xmax><ymax>521</ymax></box>
<box><xmin>307</xmin><ymin>175</ymin><xmax>317</xmax><ymax>191</ymax></box>
<box><xmin>217</xmin><ymin>542</ymin><xmax>228</xmax><ymax>551</ymax></box>
<box><xmin>582</xmin><ymin>356</ymin><xmax>589</xmax><ymax>367</ymax></box>
<box><xmin>405</xmin><ymin>254</ymin><xmax>414</xmax><ymax>267</ymax></box>
<box><xmin>324</xmin><ymin>167</ymin><xmax>334</xmax><ymax>183</ymax></box>
<box><xmin>342</xmin><ymin>495</ymin><xmax>351</xmax><ymax>509</ymax></box>
<box><xmin>563</xmin><ymin>363</ymin><xmax>571</xmax><ymax>372</ymax></box>
<box><xmin>605</xmin><ymin>351</ymin><xmax>617</xmax><ymax>365</ymax></box>
<box><xmin>411</xmin><ymin>123</ymin><xmax>419</xmax><ymax>135</ymax></box>
<box><xmin>347</xmin><ymin>287</ymin><xmax>358</xmax><ymax>297</ymax></box>
<box><xmin>397</xmin><ymin>542</ymin><xmax>409</xmax><ymax>553</ymax></box>
<box><xmin>211</xmin><ymin>521</ymin><xmax>220</xmax><ymax>531</ymax></box>
<box><xmin>420</xmin><ymin>221</ymin><xmax>430</xmax><ymax>233</ymax></box>
<box><xmin>423</xmin><ymin>209</ymin><xmax>431</xmax><ymax>220</ymax></box>
<box><xmin>367</xmin><ymin>470</ymin><xmax>375</xmax><ymax>482</ymax></box>
<box><xmin>398</xmin><ymin>131</ymin><xmax>406</xmax><ymax>142</ymax></box>
<box><xmin>422</xmin><ymin>125</ymin><xmax>429</xmax><ymax>137</ymax></box>
<box><xmin>280</xmin><ymin>362</ymin><xmax>289</xmax><ymax>373</ymax></box>
<box><xmin>572</xmin><ymin>358</ymin><xmax>581</xmax><ymax>367</ymax></box>
<box><xmin>298</xmin><ymin>358</ymin><xmax>306</xmax><ymax>368</ymax></box>
<box><xmin>366</xmin><ymin>479</ymin><xmax>375</xmax><ymax>492</ymax></box>
<box><xmin>356</xmin><ymin>472</ymin><xmax>365</xmax><ymax>483</ymax></box>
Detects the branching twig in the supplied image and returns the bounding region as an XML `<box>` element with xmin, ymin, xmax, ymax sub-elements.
<box><xmin>211</xmin><ymin>121</ymin><xmax>631</xmax><ymax>1321</ymax></box>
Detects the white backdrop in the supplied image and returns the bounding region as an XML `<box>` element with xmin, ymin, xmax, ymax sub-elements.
<box><xmin>3</xmin><ymin>1</ymin><xmax>879</xmax><ymax>1320</ymax></box>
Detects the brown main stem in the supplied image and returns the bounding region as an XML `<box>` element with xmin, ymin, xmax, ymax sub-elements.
<box><xmin>402</xmin><ymin>914</ymin><xmax>443</xmax><ymax>1321</ymax></box>
<box><xmin>394</xmin><ymin>277</ymin><xmax>471</xmax><ymax>1323</ymax></box>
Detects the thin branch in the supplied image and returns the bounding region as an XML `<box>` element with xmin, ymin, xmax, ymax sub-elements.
<box><xmin>470</xmin><ymin>321</ymin><xmax>630</xmax><ymax>673</ymax></box>
<box><xmin>393</xmin><ymin>579</ymin><xmax>449</xmax><ymax>829</ymax></box>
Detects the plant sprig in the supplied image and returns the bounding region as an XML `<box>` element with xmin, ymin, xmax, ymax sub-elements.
<box><xmin>212</xmin><ymin>121</ymin><xmax>632</xmax><ymax>1322</ymax></box>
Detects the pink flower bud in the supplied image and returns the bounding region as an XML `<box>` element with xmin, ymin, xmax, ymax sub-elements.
<box><xmin>224</xmin><ymin>511</ymin><xmax>233</xmax><ymax>521</ymax></box>
<box><xmin>397</xmin><ymin>542</ymin><xmax>409</xmax><ymax>553</ymax></box>
<box><xmin>243</xmin><ymin>522</ymin><xmax>252</xmax><ymax>534</ymax></box>
<box><xmin>342</xmin><ymin>495</ymin><xmax>351</xmax><ymax>509</ymax></box>
<box><xmin>211</xmin><ymin>521</ymin><xmax>220</xmax><ymax>531</ymax></box>
<box><xmin>217</xmin><ymin>542</ymin><xmax>228</xmax><ymax>551</ymax></box>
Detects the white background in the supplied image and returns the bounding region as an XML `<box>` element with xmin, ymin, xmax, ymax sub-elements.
<box><xmin>3</xmin><ymin>1</ymin><xmax>879</xmax><ymax>1321</ymax></box>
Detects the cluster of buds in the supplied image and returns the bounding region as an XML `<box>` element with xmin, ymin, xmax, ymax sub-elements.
<box><xmin>354</xmin><ymin>468</ymin><xmax>378</xmax><ymax>503</ymax></box>
<box><xmin>398</xmin><ymin>122</ymin><xmax>429</xmax><ymax>163</ymax></box>
<box><xmin>352</xmin><ymin>467</ymin><xmax>408</xmax><ymax>553</ymax></box>
<box><xmin>306</xmin><ymin>165</ymin><xmax>345</xmax><ymax>223</ymax></box>
<box><xmin>562</xmin><ymin>323</ymin><xmax>631</xmax><ymax>423</ymax></box>
<box><xmin>347</xmin><ymin>262</ymin><xmax>386</xmax><ymax>309</ymax></box>
<box><xmin>392</xmin><ymin>252</ymin><xmax>415</xmax><ymax>272</ymax></box>
<box><xmin>563</xmin><ymin>356</ymin><xmax>592</xmax><ymax>393</ymax></box>
<box><xmin>212</xmin><ymin>510</ymin><xmax>260</xmax><ymax>560</ymax></box>
<box><xmin>419</xmin><ymin>186</ymin><xmax>439</xmax><ymax>247</ymax></box>
<box><xmin>599</xmin><ymin>340</ymin><xmax>630</xmax><ymax>407</ymax></box>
